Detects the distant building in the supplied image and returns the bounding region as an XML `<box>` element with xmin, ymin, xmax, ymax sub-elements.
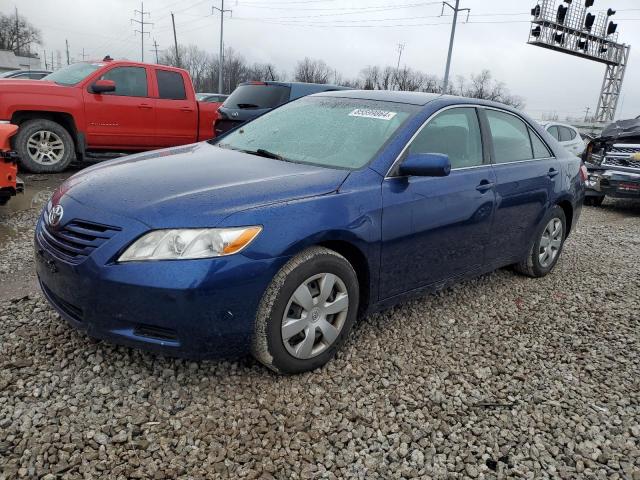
<box><xmin>0</xmin><ymin>50</ymin><xmax>42</xmax><ymax>73</ymax></box>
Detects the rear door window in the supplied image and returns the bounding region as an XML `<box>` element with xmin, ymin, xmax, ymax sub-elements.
<box><xmin>546</xmin><ymin>126</ymin><xmax>560</xmax><ymax>141</ymax></box>
<box><xmin>558</xmin><ymin>126</ymin><xmax>576</xmax><ymax>141</ymax></box>
<box><xmin>223</xmin><ymin>84</ymin><xmax>291</xmax><ymax>110</ymax></box>
<box><xmin>529</xmin><ymin>129</ymin><xmax>552</xmax><ymax>158</ymax></box>
<box><xmin>157</xmin><ymin>70</ymin><xmax>187</xmax><ymax>100</ymax></box>
<box><xmin>485</xmin><ymin>110</ymin><xmax>534</xmax><ymax>163</ymax></box>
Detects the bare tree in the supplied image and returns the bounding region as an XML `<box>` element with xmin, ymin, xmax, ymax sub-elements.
<box><xmin>454</xmin><ymin>69</ymin><xmax>524</xmax><ymax>108</ymax></box>
<box><xmin>0</xmin><ymin>12</ymin><xmax>42</xmax><ymax>56</ymax></box>
<box><xmin>294</xmin><ymin>57</ymin><xmax>331</xmax><ymax>84</ymax></box>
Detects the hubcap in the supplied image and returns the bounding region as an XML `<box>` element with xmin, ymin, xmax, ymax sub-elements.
<box><xmin>281</xmin><ymin>273</ymin><xmax>349</xmax><ymax>360</ymax></box>
<box><xmin>26</xmin><ymin>130</ymin><xmax>65</xmax><ymax>165</ymax></box>
<box><xmin>539</xmin><ymin>218</ymin><xmax>563</xmax><ymax>268</ymax></box>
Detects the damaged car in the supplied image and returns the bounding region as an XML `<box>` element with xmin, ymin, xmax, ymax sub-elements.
<box><xmin>583</xmin><ymin>116</ymin><xmax>640</xmax><ymax>206</ymax></box>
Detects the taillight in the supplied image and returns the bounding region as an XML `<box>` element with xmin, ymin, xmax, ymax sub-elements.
<box><xmin>579</xmin><ymin>164</ymin><xmax>589</xmax><ymax>182</ymax></box>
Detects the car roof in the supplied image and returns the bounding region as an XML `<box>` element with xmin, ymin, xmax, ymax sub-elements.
<box><xmin>239</xmin><ymin>81</ymin><xmax>348</xmax><ymax>90</ymax></box>
<box><xmin>312</xmin><ymin>89</ymin><xmax>443</xmax><ymax>106</ymax></box>
<box><xmin>539</xmin><ymin>121</ymin><xmax>579</xmax><ymax>130</ymax></box>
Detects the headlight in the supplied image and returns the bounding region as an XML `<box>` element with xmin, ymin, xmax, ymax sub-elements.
<box><xmin>118</xmin><ymin>226</ymin><xmax>262</xmax><ymax>262</ymax></box>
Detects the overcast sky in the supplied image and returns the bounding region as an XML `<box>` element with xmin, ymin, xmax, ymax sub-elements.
<box><xmin>3</xmin><ymin>0</ymin><xmax>639</xmax><ymax>120</ymax></box>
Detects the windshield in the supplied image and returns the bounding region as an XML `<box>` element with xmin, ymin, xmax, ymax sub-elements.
<box><xmin>215</xmin><ymin>96</ymin><xmax>417</xmax><ymax>170</ymax></box>
<box><xmin>43</xmin><ymin>62</ymin><xmax>103</xmax><ymax>85</ymax></box>
<box><xmin>223</xmin><ymin>84</ymin><xmax>291</xmax><ymax>110</ymax></box>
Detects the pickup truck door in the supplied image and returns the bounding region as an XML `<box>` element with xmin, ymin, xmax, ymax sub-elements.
<box><xmin>153</xmin><ymin>68</ymin><xmax>198</xmax><ymax>147</ymax></box>
<box><xmin>82</xmin><ymin>65</ymin><xmax>155</xmax><ymax>149</ymax></box>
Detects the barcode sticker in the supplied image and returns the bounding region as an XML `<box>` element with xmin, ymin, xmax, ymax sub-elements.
<box><xmin>349</xmin><ymin>108</ymin><xmax>397</xmax><ymax>121</ymax></box>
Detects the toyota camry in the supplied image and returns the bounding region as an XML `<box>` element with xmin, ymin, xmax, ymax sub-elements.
<box><xmin>35</xmin><ymin>91</ymin><xmax>585</xmax><ymax>373</ymax></box>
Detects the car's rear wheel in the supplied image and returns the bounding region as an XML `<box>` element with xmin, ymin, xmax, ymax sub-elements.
<box><xmin>515</xmin><ymin>205</ymin><xmax>567</xmax><ymax>278</ymax></box>
<box><xmin>252</xmin><ymin>247</ymin><xmax>359</xmax><ymax>374</ymax></box>
<box><xmin>15</xmin><ymin>119</ymin><xmax>75</xmax><ymax>173</ymax></box>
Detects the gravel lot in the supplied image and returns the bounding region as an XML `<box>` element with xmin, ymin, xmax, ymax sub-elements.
<box><xmin>1</xmin><ymin>179</ymin><xmax>639</xmax><ymax>479</ymax></box>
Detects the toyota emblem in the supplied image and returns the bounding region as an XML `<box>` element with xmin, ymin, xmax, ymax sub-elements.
<box><xmin>231</xmin><ymin>112</ymin><xmax>239</xmax><ymax>118</ymax></box>
<box><xmin>48</xmin><ymin>205</ymin><xmax>64</xmax><ymax>227</ymax></box>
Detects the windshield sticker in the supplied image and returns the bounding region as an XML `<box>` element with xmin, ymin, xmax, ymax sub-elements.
<box><xmin>349</xmin><ymin>108</ymin><xmax>397</xmax><ymax>121</ymax></box>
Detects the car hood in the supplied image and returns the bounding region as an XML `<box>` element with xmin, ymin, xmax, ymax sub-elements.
<box><xmin>0</xmin><ymin>79</ymin><xmax>67</xmax><ymax>93</ymax></box>
<box><xmin>57</xmin><ymin>142</ymin><xmax>349</xmax><ymax>228</ymax></box>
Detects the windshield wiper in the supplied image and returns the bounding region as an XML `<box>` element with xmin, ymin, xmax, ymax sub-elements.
<box><xmin>242</xmin><ymin>148</ymin><xmax>286</xmax><ymax>160</ymax></box>
<box><xmin>236</xmin><ymin>103</ymin><xmax>260</xmax><ymax>109</ymax></box>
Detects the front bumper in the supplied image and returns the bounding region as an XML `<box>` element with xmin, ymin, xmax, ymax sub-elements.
<box><xmin>585</xmin><ymin>168</ymin><xmax>640</xmax><ymax>199</ymax></box>
<box><xmin>34</xmin><ymin>199</ymin><xmax>289</xmax><ymax>359</ymax></box>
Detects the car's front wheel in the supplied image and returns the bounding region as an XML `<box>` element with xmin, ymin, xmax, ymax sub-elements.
<box><xmin>252</xmin><ymin>247</ymin><xmax>359</xmax><ymax>374</ymax></box>
<box><xmin>515</xmin><ymin>205</ymin><xmax>567</xmax><ymax>278</ymax></box>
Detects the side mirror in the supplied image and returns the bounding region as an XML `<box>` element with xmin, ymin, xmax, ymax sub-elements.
<box><xmin>90</xmin><ymin>79</ymin><xmax>116</xmax><ymax>94</ymax></box>
<box><xmin>399</xmin><ymin>153</ymin><xmax>451</xmax><ymax>177</ymax></box>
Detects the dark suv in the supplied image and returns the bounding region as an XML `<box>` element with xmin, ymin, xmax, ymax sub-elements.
<box><xmin>214</xmin><ymin>81</ymin><xmax>349</xmax><ymax>135</ymax></box>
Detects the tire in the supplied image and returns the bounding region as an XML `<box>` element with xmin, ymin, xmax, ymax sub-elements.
<box><xmin>584</xmin><ymin>195</ymin><xmax>604</xmax><ymax>207</ymax></box>
<box><xmin>14</xmin><ymin>119</ymin><xmax>75</xmax><ymax>173</ymax></box>
<box><xmin>515</xmin><ymin>205</ymin><xmax>567</xmax><ymax>278</ymax></box>
<box><xmin>252</xmin><ymin>247</ymin><xmax>359</xmax><ymax>374</ymax></box>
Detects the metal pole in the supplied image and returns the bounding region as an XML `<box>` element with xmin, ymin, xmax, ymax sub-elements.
<box><xmin>218</xmin><ymin>0</ymin><xmax>224</xmax><ymax>94</ymax></box>
<box><xmin>141</xmin><ymin>2</ymin><xmax>145</xmax><ymax>62</ymax></box>
<box><xmin>443</xmin><ymin>0</ymin><xmax>460</xmax><ymax>93</ymax></box>
<box><xmin>171</xmin><ymin>13</ymin><xmax>180</xmax><ymax>67</ymax></box>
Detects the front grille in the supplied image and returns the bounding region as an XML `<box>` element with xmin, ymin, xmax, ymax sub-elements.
<box><xmin>41</xmin><ymin>282</ymin><xmax>84</xmax><ymax>323</ymax></box>
<box><xmin>602</xmin><ymin>157</ymin><xmax>640</xmax><ymax>169</ymax></box>
<box><xmin>609</xmin><ymin>144</ymin><xmax>640</xmax><ymax>154</ymax></box>
<box><xmin>39</xmin><ymin>217</ymin><xmax>121</xmax><ymax>264</ymax></box>
<box><xmin>215</xmin><ymin>119</ymin><xmax>244</xmax><ymax>135</ymax></box>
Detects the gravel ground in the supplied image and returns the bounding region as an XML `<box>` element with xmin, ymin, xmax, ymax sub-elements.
<box><xmin>1</xmin><ymin>187</ymin><xmax>639</xmax><ymax>479</ymax></box>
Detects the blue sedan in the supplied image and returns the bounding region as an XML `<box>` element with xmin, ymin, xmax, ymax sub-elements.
<box><xmin>35</xmin><ymin>91</ymin><xmax>585</xmax><ymax>373</ymax></box>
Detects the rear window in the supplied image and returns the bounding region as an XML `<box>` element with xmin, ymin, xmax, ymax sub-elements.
<box><xmin>157</xmin><ymin>70</ymin><xmax>187</xmax><ymax>100</ymax></box>
<box><xmin>559</xmin><ymin>126</ymin><xmax>577</xmax><ymax>141</ymax></box>
<box><xmin>223</xmin><ymin>84</ymin><xmax>291</xmax><ymax>110</ymax></box>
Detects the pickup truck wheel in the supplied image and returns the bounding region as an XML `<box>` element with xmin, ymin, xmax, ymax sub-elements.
<box><xmin>15</xmin><ymin>119</ymin><xmax>75</xmax><ymax>173</ymax></box>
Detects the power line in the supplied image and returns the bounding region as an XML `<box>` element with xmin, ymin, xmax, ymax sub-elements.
<box><xmin>131</xmin><ymin>2</ymin><xmax>153</xmax><ymax>62</ymax></box>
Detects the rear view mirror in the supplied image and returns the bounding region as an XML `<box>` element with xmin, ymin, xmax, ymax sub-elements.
<box><xmin>399</xmin><ymin>153</ymin><xmax>451</xmax><ymax>177</ymax></box>
<box><xmin>91</xmin><ymin>79</ymin><xmax>116</xmax><ymax>94</ymax></box>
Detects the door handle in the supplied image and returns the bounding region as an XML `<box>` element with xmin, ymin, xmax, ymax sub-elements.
<box><xmin>547</xmin><ymin>168</ymin><xmax>559</xmax><ymax>178</ymax></box>
<box><xmin>476</xmin><ymin>180</ymin><xmax>495</xmax><ymax>193</ymax></box>
<box><xmin>138</xmin><ymin>103</ymin><xmax>153</xmax><ymax>109</ymax></box>
<box><xmin>180</xmin><ymin>107</ymin><xmax>194</xmax><ymax>112</ymax></box>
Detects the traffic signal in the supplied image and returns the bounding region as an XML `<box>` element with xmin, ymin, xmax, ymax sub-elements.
<box><xmin>585</xmin><ymin>0</ymin><xmax>594</xmax><ymax>7</ymax></box>
<box><xmin>607</xmin><ymin>22</ymin><xmax>618</xmax><ymax>35</ymax></box>
<box><xmin>531</xmin><ymin>26</ymin><xmax>542</xmax><ymax>37</ymax></box>
<box><xmin>531</xmin><ymin>5</ymin><xmax>541</xmax><ymax>16</ymax></box>
<box><xmin>557</xmin><ymin>5</ymin><xmax>568</xmax><ymax>24</ymax></box>
<box><xmin>584</xmin><ymin>13</ymin><xmax>595</xmax><ymax>31</ymax></box>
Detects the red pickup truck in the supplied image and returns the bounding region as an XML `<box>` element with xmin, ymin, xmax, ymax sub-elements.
<box><xmin>0</xmin><ymin>58</ymin><xmax>221</xmax><ymax>173</ymax></box>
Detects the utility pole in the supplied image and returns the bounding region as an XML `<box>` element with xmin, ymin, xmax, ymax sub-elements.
<box><xmin>131</xmin><ymin>2</ymin><xmax>153</xmax><ymax>62</ymax></box>
<box><xmin>441</xmin><ymin>0</ymin><xmax>470</xmax><ymax>93</ymax></box>
<box><xmin>43</xmin><ymin>49</ymin><xmax>48</xmax><ymax>70</ymax></box>
<box><xmin>213</xmin><ymin>0</ymin><xmax>232</xmax><ymax>94</ymax></box>
<box><xmin>50</xmin><ymin>51</ymin><xmax>54</xmax><ymax>71</ymax></box>
<box><xmin>65</xmin><ymin>39</ymin><xmax>70</xmax><ymax>65</ymax></box>
<box><xmin>150</xmin><ymin>39</ymin><xmax>160</xmax><ymax>63</ymax></box>
<box><xmin>14</xmin><ymin>7</ymin><xmax>19</xmax><ymax>55</ymax></box>
<box><xmin>584</xmin><ymin>106</ymin><xmax>591</xmax><ymax>122</ymax></box>
<box><xmin>395</xmin><ymin>42</ymin><xmax>405</xmax><ymax>90</ymax></box>
<box><xmin>79</xmin><ymin>48</ymin><xmax>88</xmax><ymax>61</ymax></box>
<box><xmin>171</xmin><ymin>13</ymin><xmax>180</xmax><ymax>67</ymax></box>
